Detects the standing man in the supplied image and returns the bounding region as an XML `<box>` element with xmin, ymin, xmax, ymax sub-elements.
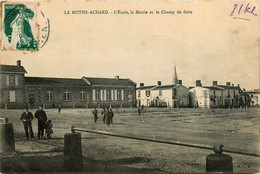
<box><xmin>101</xmin><ymin>108</ymin><xmax>106</xmax><ymax>124</ymax></box>
<box><xmin>105</xmin><ymin>108</ymin><xmax>111</xmax><ymax>127</ymax></box>
<box><xmin>109</xmin><ymin>108</ymin><xmax>114</xmax><ymax>124</ymax></box>
<box><xmin>58</xmin><ymin>104</ymin><xmax>62</xmax><ymax>114</ymax></box>
<box><xmin>138</xmin><ymin>107</ymin><xmax>142</xmax><ymax>116</ymax></box>
<box><xmin>20</xmin><ymin>107</ymin><xmax>34</xmax><ymax>140</ymax></box>
<box><xmin>34</xmin><ymin>105</ymin><xmax>47</xmax><ymax>139</ymax></box>
<box><xmin>92</xmin><ymin>107</ymin><xmax>98</xmax><ymax>123</ymax></box>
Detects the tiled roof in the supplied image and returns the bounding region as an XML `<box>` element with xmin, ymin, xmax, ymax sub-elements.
<box><xmin>0</xmin><ymin>65</ymin><xmax>27</xmax><ymax>73</ymax></box>
<box><xmin>136</xmin><ymin>85</ymin><xmax>156</xmax><ymax>90</ymax></box>
<box><xmin>83</xmin><ymin>77</ymin><xmax>136</xmax><ymax>86</ymax></box>
<box><xmin>152</xmin><ymin>85</ymin><xmax>176</xmax><ymax>90</ymax></box>
<box><xmin>245</xmin><ymin>90</ymin><xmax>260</xmax><ymax>94</ymax></box>
<box><xmin>25</xmin><ymin>77</ymin><xmax>88</xmax><ymax>86</ymax></box>
<box><xmin>218</xmin><ymin>85</ymin><xmax>241</xmax><ymax>90</ymax></box>
<box><xmin>203</xmin><ymin>86</ymin><xmax>224</xmax><ymax>90</ymax></box>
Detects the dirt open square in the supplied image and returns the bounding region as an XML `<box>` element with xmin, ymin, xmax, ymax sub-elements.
<box><xmin>0</xmin><ymin>107</ymin><xmax>259</xmax><ymax>173</ymax></box>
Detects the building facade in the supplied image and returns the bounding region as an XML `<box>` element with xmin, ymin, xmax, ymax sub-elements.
<box><xmin>189</xmin><ymin>80</ymin><xmax>244</xmax><ymax>108</ymax></box>
<box><xmin>136</xmin><ymin>80</ymin><xmax>189</xmax><ymax>108</ymax></box>
<box><xmin>82</xmin><ymin>76</ymin><xmax>136</xmax><ymax>108</ymax></box>
<box><xmin>189</xmin><ymin>88</ymin><xmax>224</xmax><ymax>109</ymax></box>
<box><xmin>24</xmin><ymin>77</ymin><xmax>91</xmax><ymax>108</ymax></box>
<box><xmin>0</xmin><ymin>60</ymin><xmax>27</xmax><ymax>109</ymax></box>
<box><xmin>245</xmin><ymin>89</ymin><xmax>260</xmax><ymax>107</ymax></box>
<box><xmin>136</xmin><ymin>84</ymin><xmax>156</xmax><ymax>107</ymax></box>
<box><xmin>218</xmin><ymin>82</ymin><xmax>242</xmax><ymax>107</ymax></box>
<box><xmin>0</xmin><ymin>61</ymin><xmax>136</xmax><ymax>109</ymax></box>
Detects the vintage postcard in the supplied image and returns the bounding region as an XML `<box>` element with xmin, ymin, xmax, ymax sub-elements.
<box><xmin>0</xmin><ymin>1</ymin><xmax>259</xmax><ymax>173</ymax></box>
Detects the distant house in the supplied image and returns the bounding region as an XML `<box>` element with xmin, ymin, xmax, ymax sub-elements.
<box><xmin>0</xmin><ymin>60</ymin><xmax>136</xmax><ymax>109</ymax></box>
<box><xmin>189</xmin><ymin>80</ymin><xmax>224</xmax><ymax>108</ymax></box>
<box><xmin>136</xmin><ymin>80</ymin><xmax>189</xmax><ymax>108</ymax></box>
<box><xmin>82</xmin><ymin>76</ymin><xmax>136</xmax><ymax>108</ymax></box>
<box><xmin>136</xmin><ymin>65</ymin><xmax>189</xmax><ymax>108</ymax></box>
<box><xmin>136</xmin><ymin>83</ymin><xmax>156</xmax><ymax>107</ymax></box>
<box><xmin>150</xmin><ymin>80</ymin><xmax>189</xmax><ymax>108</ymax></box>
<box><xmin>245</xmin><ymin>89</ymin><xmax>260</xmax><ymax>107</ymax></box>
<box><xmin>217</xmin><ymin>82</ymin><xmax>242</xmax><ymax>107</ymax></box>
<box><xmin>0</xmin><ymin>60</ymin><xmax>27</xmax><ymax>109</ymax></box>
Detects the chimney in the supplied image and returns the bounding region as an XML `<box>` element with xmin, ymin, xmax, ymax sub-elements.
<box><xmin>17</xmin><ymin>60</ymin><xmax>21</xmax><ymax>67</ymax></box>
<box><xmin>140</xmin><ymin>83</ymin><xmax>144</xmax><ymax>89</ymax></box>
<box><xmin>243</xmin><ymin>88</ymin><xmax>245</xmax><ymax>92</ymax></box>
<box><xmin>213</xmin><ymin>81</ymin><xmax>218</xmax><ymax>86</ymax></box>
<box><xmin>157</xmin><ymin>81</ymin><xmax>161</xmax><ymax>86</ymax></box>
<box><xmin>226</xmin><ymin>82</ymin><xmax>230</xmax><ymax>86</ymax></box>
<box><xmin>178</xmin><ymin>80</ymin><xmax>182</xmax><ymax>85</ymax></box>
<box><xmin>232</xmin><ymin>84</ymin><xmax>234</xmax><ymax>87</ymax></box>
<box><xmin>196</xmin><ymin>80</ymin><xmax>202</xmax><ymax>87</ymax></box>
<box><xmin>238</xmin><ymin>84</ymin><xmax>240</xmax><ymax>87</ymax></box>
<box><xmin>115</xmin><ymin>76</ymin><xmax>119</xmax><ymax>80</ymax></box>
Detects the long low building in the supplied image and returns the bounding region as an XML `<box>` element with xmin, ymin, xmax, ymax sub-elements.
<box><xmin>0</xmin><ymin>60</ymin><xmax>136</xmax><ymax>109</ymax></box>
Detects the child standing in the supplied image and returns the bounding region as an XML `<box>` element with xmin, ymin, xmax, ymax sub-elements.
<box><xmin>46</xmin><ymin>120</ymin><xmax>53</xmax><ymax>138</ymax></box>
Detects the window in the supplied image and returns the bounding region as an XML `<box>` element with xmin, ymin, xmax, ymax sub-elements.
<box><xmin>106</xmin><ymin>90</ymin><xmax>112</xmax><ymax>100</ymax></box>
<box><xmin>227</xmin><ymin>90</ymin><xmax>230</xmax><ymax>98</ymax></box>
<box><xmin>9</xmin><ymin>91</ymin><xmax>16</xmax><ymax>102</ymax></box>
<box><xmin>204</xmin><ymin>90</ymin><xmax>208</xmax><ymax>98</ymax></box>
<box><xmin>159</xmin><ymin>90</ymin><xmax>162</xmax><ymax>96</ymax></box>
<box><xmin>6</xmin><ymin>75</ymin><xmax>18</xmax><ymax>86</ymax></box>
<box><xmin>79</xmin><ymin>89</ymin><xmax>87</xmax><ymax>101</ymax></box>
<box><xmin>9</xmin><ymin>75</ymin><xmax>15</xmax><ymax>86</ymax></box>
<box><xmin>117</xmin><ymin>90</ymin><xmax>122</xmax><ymax>100</ymax></box>
<box><xmin>138</xmin><ymin>91</ymin><xmax>141</xmax><ymax>97</ymax></box>
<box><xmin>63</xmin><ymin>89</ymin><xmax>71</xmax><ymax>101</ymax></box>
<box><xmin>128</xmin><ymin>90</ymin><xmax>132</xmax><ymax>101</ymax></box>
<box><xmin>95</xmin><ymin>89</ymin><xmax>101</xmax><ymax>100</ymax></box>
<box><xmin>46</xmin><ymin>90</ymin><xmax>54</xmax><ymax>101</ymax></box>
<box><xmin>145</xmin><ymin>90</ymin><xmax>150</xmax><ymax>97</ymax></box>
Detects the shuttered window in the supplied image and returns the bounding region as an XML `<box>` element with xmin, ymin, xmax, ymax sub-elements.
<box><xmin>9</xmin><ymin>75</ymin><xmax>15</xmax><ymax>86</ymax></box>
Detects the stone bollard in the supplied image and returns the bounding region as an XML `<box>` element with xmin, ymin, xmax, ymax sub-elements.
<box><xmin>0</xmin><ymin>118</ymin><xmax>15</xmax><ymax>153</ymax></box>
<box><xmin>63</xmin><ymin>128</ymin><xmax>83</xmax><ymax>171</ymax></box>
<box><xmin>206</xmin><ymin>145</ymin><xmax>233</xmax><ymax>172</ymax></box>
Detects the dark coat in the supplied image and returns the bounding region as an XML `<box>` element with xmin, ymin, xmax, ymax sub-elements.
<box><xmin>105</xmin><ymin>111</ymin><xmax>110</xmax><ymax>125</ymax></box>
<box><xmin>34</xmin><ymin>109</ymin><xmax>47</xmax><ymax>124</ymax></box>
<box><xmin>20</xmin><ymin>111</ymin><xmax>34</xmax><ymax>123</ymax></box>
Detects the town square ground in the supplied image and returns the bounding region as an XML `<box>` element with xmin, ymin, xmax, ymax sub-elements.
<box><xmin>0</xmin><ymin>107</ymin><xmax>259</xmax><ymax>173</ymax></box>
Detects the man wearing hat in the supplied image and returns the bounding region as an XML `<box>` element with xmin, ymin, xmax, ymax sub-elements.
<box><xmin>20</xmin><ymin>107</ymin><xmax>34</xmax><ymax>140</ymax></box>
<box><xmin>34</xmin><ymin>104</ymin><xmax>47</xmax><ymax>139</ymax></box>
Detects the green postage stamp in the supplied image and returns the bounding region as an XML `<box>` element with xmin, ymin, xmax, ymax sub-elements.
<box><xmin>1</xmin><ymin>3</ymin><xmax>39</xmax><ymax>51</ymax></box>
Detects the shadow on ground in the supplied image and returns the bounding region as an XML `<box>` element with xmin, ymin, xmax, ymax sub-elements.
<box><xmin>0</xmin><ymin>153</ymin><xmax>161</xmax><ymax>173</ymax></box>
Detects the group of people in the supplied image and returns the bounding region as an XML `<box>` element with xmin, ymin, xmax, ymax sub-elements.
<box><xmin>20</xmin><ymin>105</ymin><xmax>53</xmax><ymax>140</ymax></box>
<box><xmin>92</xmin><ymin>107</ymin><xmax>114</xmax><ymax>127</ymax></box>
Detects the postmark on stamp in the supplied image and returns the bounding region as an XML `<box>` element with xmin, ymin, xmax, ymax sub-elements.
<box><xmin>1</xmin><ymin>3</ymin><xmax>39</xmax><ymax>51</ymax></box>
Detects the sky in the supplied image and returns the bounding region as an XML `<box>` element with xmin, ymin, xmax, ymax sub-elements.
<box><xmin>1</xmin><ymin>1</ymin><xmax>259</xmax><ymax>90</ymax></box>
